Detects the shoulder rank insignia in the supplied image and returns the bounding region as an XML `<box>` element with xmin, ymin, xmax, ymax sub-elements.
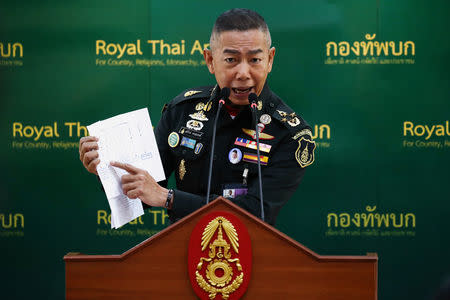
<box><xmin>278</xmin><ymin>110</ymin><xmax>301</xmax><ymax>127</ymax></box>
<box><xmin>287</xmin><ymin>117</ymin><xmax>301</xmax><ymax>127</ymax></box>
<box><xmin>295</xmin><ymin>137</ymin><xmax>316</xmax><ymax>168</ymax></box>
<box><xmin>184</xmin><ymin>90</ymin><xmax>202</xmax><ymax>97</ymax></box>
<box><xmin>277</xmin><ymin>110</ymin><xmax>288</xmax><ymax>117</ymax></box>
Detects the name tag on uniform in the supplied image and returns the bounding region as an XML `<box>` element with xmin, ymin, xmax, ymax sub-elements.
<box><xmin>222</xmin><ymin>184</ymin><xmax>248</xmax><ymax>199</ymax></box>
<box><xmin>179</xmin><ymin>126</ymin><xmax>203</xmax><ymax>139</ymax></box>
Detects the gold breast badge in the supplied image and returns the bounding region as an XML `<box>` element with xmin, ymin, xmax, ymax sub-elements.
<box><xmin>257</xmin><ymin>100</ymin><xmax>263</xmax><ymax>111</ymax></box>
<box><xmin>179</xmin><ymin>159</ymin><xmax>186</xmax><ymax>180</ymax></box>
<box><xmin>184</xmin><ymin>90</ymin><xmax>202</xmax><ymax>97</ymax></box>
<box><xmin>196</xmin><ymin>217</ymin><xmax>243</xmax><ymax>299</ymax></box>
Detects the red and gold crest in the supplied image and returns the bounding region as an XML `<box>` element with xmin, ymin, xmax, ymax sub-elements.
<box><xmin>188</xmin><ymin>212</ymin><xmax>252</xmax><ymax>300</ymax></box>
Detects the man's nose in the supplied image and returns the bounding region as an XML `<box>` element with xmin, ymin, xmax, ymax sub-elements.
<box><xmin>235</xmin><ymin>62</ymin><xmax>251</xmax><ymax>80</ymax></box>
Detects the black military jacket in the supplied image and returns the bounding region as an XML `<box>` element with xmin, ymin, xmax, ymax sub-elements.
<box><xmin>154</xmin><ymin>83</ymin><xmax>315</xmax><ymax>225</ymax></box>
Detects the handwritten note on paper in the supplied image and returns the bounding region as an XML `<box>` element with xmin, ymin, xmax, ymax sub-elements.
<box><xmin>87</xmin><ymin>108</ymin><xmax>165</xmax><ymax>229</ymax></box>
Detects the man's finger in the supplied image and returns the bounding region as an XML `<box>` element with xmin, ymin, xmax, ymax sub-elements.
<box><xmin>87</xmin><ymin>158</ymin><xmax>100</xmax><ymax>174</ymax></box>
<box><xmin>80</xmin><ymin>141</ymin><xmax>99</xmax><ymax>160</ymax></box>
<box><xmin>83</xmin><ymin>150</ymin><xmax>99</xmax><ymax>168</ymax></box>
<box><xmin>121</xmin><ymin>174</ymin><xmax>144</xmax><ymax>184</ymax></box>
<box><xmin>122</xmin><ymin>181</ymin><xmax>140</xmax><ymax>194</ymax></box>
<box><xmin>110</xmin><ymin>161</ymin><xmax>140</xmax><ymax>174</ymax></box>
<box><xmin>79</xmin><ymin>136</ymin><xmax>98</xmax><ymax>148</ymax></box>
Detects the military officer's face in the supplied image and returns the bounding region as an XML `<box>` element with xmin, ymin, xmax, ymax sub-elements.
<box><xmin>204</xmin><ymin>29</ymin><xmax>275</xmax><ymax>106</ymax></box>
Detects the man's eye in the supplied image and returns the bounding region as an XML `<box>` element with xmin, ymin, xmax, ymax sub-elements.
<box><xmin>225</xmin><ymin>58</ymin><xmax>235</xmax><ymax>63</ymax></box>
<box><xmin>251</xmin><ymin>58</ymin><xmax>262</xmax><ymax>63</ymax></box>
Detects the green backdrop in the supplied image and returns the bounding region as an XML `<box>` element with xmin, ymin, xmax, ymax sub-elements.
<box><xmin>1</xmin><ymin>1</ymin><xmax>449</xmax><ymax>299</ymax></box>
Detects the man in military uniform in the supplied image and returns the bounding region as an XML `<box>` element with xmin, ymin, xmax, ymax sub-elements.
<box><xmin>79</xmin><ymin>9</ymin><xmax>315</xmax><ymax>226</ymax></box>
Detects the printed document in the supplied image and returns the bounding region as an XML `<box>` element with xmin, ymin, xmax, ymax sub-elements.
<box><xmin>87</xmin><ymin>108</ymin><xmax>165</xmax><ymax>229</ymax></box>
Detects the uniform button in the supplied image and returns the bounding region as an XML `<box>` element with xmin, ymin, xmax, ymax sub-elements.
<box><xmin>269</xmin><ymin>102</ymin><xmax>274</xmax><ymax>108</ymax></box>
<box><xmin>182</xmin><ymin>149</ymin><xmax>186</xmax><ymax>155</ymax></box>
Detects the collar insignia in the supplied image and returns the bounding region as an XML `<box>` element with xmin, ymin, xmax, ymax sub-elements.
<box><xmin>257</xmin><ymin>100</ymin><xmax>263</xmax><ymax>111</ymax></box>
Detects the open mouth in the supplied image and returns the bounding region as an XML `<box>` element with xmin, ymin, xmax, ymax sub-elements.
<box><xmin>232</xmin><ymin>87</ymin><xmax>253</xmax><ymax>95</ymax></box>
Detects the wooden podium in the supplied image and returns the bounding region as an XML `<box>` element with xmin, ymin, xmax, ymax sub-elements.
<box><xmin>64</xmin><ymin>198</ymin><xmax>377</xmax><ymax>299</ymax></box>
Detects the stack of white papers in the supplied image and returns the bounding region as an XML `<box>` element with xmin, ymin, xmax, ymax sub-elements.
<box><xmin>87</xmin><ymin>108</ymin><xmax>166</xmax><ymax>229</ymax></box>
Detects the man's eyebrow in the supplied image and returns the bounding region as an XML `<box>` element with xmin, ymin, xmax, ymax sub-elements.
<box><xmin>247</xmin><ymin>49</ymin><xmax>263</xmax><ymax>55</ymax></box>
<box><xmin>222</xmin><ymin>48</ymin><xmax>264</xmax><ymax>55</ymax></box>
<box><xmin>223</xmin><ymin>49</ymin><xmax>240</xmax><ymax>54</ymax></box>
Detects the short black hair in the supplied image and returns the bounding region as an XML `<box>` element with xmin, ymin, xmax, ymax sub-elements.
<box><xmin>210</xmin><ymin>8</ymin><xmax>271</xmax><ymax>49</ymax></box>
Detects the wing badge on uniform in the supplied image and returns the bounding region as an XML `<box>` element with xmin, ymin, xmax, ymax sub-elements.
<box><xmin>184</xmin><ymin>90</ymin><xmax>202</xmax><ymax>97</ymax></box>
<box><xmin>241</xmin><ymin>128</ymin><xmax>274</xmax><ymax>140</ymax></box>
<box><xmin>295</xmin><ymin>137</ymin><xmax>316</xmax><ymax>168</ymax></box>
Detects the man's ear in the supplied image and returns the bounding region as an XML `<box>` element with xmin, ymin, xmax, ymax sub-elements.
<box><xmin>267</xmin><ymin>47</ymin><xmax>276</xmax><ymax>73</ymax></box>
<box><xmin>203</xmin><ymin>48</ymin><xmax>215</xmax><ymax>74</ymax></box>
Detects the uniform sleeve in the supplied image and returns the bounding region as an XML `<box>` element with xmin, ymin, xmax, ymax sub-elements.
<box><xmin>154</xmin><ymin>106</ymin><xmax>176</xmax><ymax>188</ymax></box>
<box><xmin>231</xmin><ymin>135</ymin><xmax>308</xmax><ymax>225</ymax></box>
<box><xmin>141</xmin><ymin>106</ymin><xmax>177</xmax><ymax>210</ymax></box>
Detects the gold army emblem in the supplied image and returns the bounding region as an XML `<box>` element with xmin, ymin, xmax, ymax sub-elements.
<box><xmin>195</xmin><ymin>217</ymin><xmax>244</xmax><ymax>299</ymax></box>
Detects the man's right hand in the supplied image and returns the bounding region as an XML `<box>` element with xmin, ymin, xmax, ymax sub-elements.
<box><xmin>79</xmin><ymin>136</ymin><xmax>100</xmax><ymax>175</ymax></box>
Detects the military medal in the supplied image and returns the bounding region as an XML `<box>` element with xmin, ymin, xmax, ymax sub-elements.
<box><xmin>184</xmin><ymin>90</ymin><xmax>202</xmax><ymax>97</ymax></box>
<box><xmin>234</xmin><ymin>137</ymin><xmax>272</xmax><ymax>153</ymax></box>
<box><xmin>187</xmin><ymin>120</ymin><xmax>204</xmax><ymax>131</ymax></box>
<box><xmin>168</xmin><ymin>132</ymin><xmax>180</xmax><ymax>148</ymax></box>
<box><xmin>189</xmin><ymin>110</ymin><xmax>208</xmax><ymax>121</ymax></box>
<box><xmin>243</xmin><ymin>152</ymin><xmax>269</xmax><ymax>165</ymax></box>
<box><xmin>259</xmin><ymin>114</ymin><xmax>271</xmax><ymax>125</ymax></box>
